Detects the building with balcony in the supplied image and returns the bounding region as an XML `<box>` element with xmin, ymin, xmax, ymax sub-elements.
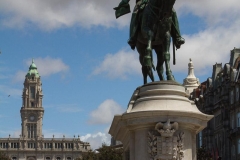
<box><xmin>193</xmin><ymin>48</ymin><xmax>240</xmax><ymax>160</ymax></box>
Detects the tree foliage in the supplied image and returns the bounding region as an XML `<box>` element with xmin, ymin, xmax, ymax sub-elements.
<box><xmin>197</xmin><ymin>146</ymin><xmax>213</xmax><ymax>160</ymax></box>
<box><xmin>77</xmin><ymin>143</ymin><xmax>124</xmax><ymax>160</ymax></box>
<box><xmin>0</xmin><ymin>152</ymin><xmax>11</xmax><ymax>160</ymax></box>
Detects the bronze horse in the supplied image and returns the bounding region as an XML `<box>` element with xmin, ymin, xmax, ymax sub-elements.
<box><xmin>136</xmin><ymin>0</ymin><xmax>177</xmax><ymax>84</ymax></box>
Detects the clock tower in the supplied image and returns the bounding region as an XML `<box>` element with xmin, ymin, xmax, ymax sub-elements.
<box><xmin>20</xmin><ymin>60</ymin><xmax>44</xmax><ymax>139</ymax></box>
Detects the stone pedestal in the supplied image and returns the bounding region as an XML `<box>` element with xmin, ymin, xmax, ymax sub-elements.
<box><xmin>109</xmin><ymin>81</ymin><xmax>213</xmax><ymax>160</ymax></box>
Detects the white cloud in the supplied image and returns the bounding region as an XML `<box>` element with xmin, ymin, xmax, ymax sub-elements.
<box><xmin>14</xmin><ymin>57</ymin><xmax>69</xmax><ymax>82</ymax></box>
<box><xmin>89</xmin><ymin>99</ymin><xmax>124</xmax><ymax>125</ymax></box>
<box><xmin>92</xmin><ymin>50</ymin><xmax>141</xmax><ymax>79</ymax></box>
<box><xmin>28</xmin><ymin>57</ymin><xmax>69</xmax><ymax>77</ymax></box>
<box><xmin>11</xmin><ymin>130</ymin><xmax>21</xmax><ymax>138</ymax></box>
<box><xmin>175</xmin><ymin>0</ymin><xmax>239</xmax><ymax>26</ymax></box>
<box><xmin>0</xmin><ymin>0</ymin><xmax>238</xmax><ymax>31</ymax></box>
<box><xmin>81</xmin><ymin>132</ymin><xmax>111</xmax><ymax>150</ymax></box>
<box><xmin>0</xmin><ymin>0</ymin><xmax>134</xmax><ymax>30</ymax></box>
<box><xmin>171</xmin><ymin>20</ymin><xmax>240</xmax><ymax>76</ymax></box>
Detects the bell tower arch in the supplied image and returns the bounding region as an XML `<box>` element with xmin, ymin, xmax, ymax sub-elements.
<box><xmin>20</xmin><ymin>59</ymin><xmax>44</xmax><ymax>139</ymax></box>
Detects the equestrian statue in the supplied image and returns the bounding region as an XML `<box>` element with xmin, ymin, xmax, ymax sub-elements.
<box><xmin>114</xmin><ymin>0</ymin><xmax>185</xmax><ymax>84</ymax></box>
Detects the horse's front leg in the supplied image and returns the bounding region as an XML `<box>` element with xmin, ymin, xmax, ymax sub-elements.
<box><xmin>136</xmin><ymin>41</ymin><xmax>153</xmax><ymax>84</ymax></box>
<box><xmin>163</xmin><ymin>32</ymin><xmax>175</xmax><ymax>80</ymax></box>
<box><xmin>145</xmin><ymin>30</ymin><xmax>155</xmax><ymax>82</ymax></box>
<box><xmin>154</xmin><ymin>46</ymin><xmax>165</xmax><ymax>81</ymax></box>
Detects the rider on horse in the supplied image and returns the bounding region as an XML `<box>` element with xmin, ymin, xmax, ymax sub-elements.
<box><xmin>114</xmin><ymin>0</ymin><xmax>185</xmax><ymax>50</ymax></box>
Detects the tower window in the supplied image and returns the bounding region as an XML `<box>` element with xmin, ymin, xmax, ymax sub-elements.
<box><xmin>27</xmin><ymin>124</ymin><xmax>37</xmax><ymax>138</ymax></box>
<box><xmin>31</xmin><ymin>102</ymin><xmax>35</xmax><ymax>107</ymax></box>
<box><xmin>30</xmin><ymin>87</ymin><xmax>35</xmax><ymax>99</ymax></box>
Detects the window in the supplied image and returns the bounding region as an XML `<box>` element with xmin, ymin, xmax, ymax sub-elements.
<box><xmin>56</xmin><ymin>157</ymin><xmax>61</xmax><ymax>160</ymax></box>
<box><xmin>28</xmin><ymin>143</ymin><xmax>35</xmax><ymax>148</ymax></box>
<box><xmin>44</xmin><ymin>143</ymin><xmax>52</xmax><ymax>149</ymax></box>
<box><xmin>67</xmin><ymin>157</ymin><xmax>71</xmax><ymax>160</ymax></box>
<box><xmin>65</xmin><ymin>143</ymin><xmax>73</xmax><ymax>149</ymax></box>
<box><xmin>12</xmin><ymin>157</ymin><xmax>17</xmax><ymax>160</ymax></box>
<box><xmin>0</xmin><ymin>143</ymin><xmax>8</xmax><ymax>148</ymax></box>
<box><xmin>31</xmin><ymin>102</ymin><xmax>35</xmax><ymax>107</ymax></box>
<box><xmin>215</xmin><ymin>114</ymin><xmax>221</xmax><ymax>127</ymax></box>
<box><xmin>236</xmin><ymin>87</ymin><xmax>239</xmax><ymax>101</ymax></box>
<box><xmin>199</xmin><ymin>131</ymin><xmax>202</xmax><ymax>147</ymax></box>
<box><xmin>231</xmin><ymin>113</ymin><xmax>235</xmax><ymax>129</ymax></box>
<box><xmin>27</xmin><ymin>124</ymin><xmax>37</xmax><ymax>138</ymax></box>
<box><xmin>230</xmin><ymin>90</ymin><xmax>234</xmax><ymax>104</ymax></box>
<box><xmin>237</xmin><ymin>112</ymin><xmax>240</xmax><ymax>127</ymax></box>
<box><xmin>232</xmin><ymin>145</ymin><xmax>236</xmax><ymax>156</ymax></box>
<box><xmin>238</xmin><ymin>139</ymin><xmax>240</xmax><ymax>154</ymax></box>
<box><xmin>11</xmin><ymin>143</ymin><xmax>19</xmax><ymax>148</ymax></box>
<box><xmin>45</xmin><ymin>157</ymin><xmax>51</xmax><ymax>160</ymax></box>
<box><xmin>55</xmin><ymin>143</ymin><xmax>62</xmax><ymax>149</ymax></box>
<box><xmin>30</xmin><ymin>86</ymin><xmax>35</xmax><ymax>99</ymax></box>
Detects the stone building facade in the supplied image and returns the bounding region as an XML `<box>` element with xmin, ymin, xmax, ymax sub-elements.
<box><xmin>0</xmin><ymin>60</ymin><xmax>91</xmax><ymax>160</ymax></box>
<box><xmin>193</xmin><ymin>48</ymin><xmax>240</xmax><ymax>160</ymax></box>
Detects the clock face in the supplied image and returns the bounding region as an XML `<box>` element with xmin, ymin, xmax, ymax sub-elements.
<box><xmin>29</xmin><ymin>115</ymin><xmax>35</xmax><ymax>121</ymax></box>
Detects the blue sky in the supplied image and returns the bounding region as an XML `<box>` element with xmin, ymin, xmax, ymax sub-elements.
<box><xmin>0</xmin><ymin>0</ymin><xmax>240</xmax><ymax>149</ymax></box>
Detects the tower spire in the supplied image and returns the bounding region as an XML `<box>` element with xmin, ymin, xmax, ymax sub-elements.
<box><xmin>183</xmin><ymin>58</ymin><xmax>200</xmax><ymax>95</ymax></box>
<box><xmin>26</xmin><ymin>59</ymin><xmax>39</xmax><ymax>78</ymax></box>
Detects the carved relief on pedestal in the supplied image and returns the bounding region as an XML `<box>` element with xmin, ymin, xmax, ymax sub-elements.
<box><xmin>148</xmin><ymin>119</ymin><xmax>184</xmax><ymax>160</ymax></box>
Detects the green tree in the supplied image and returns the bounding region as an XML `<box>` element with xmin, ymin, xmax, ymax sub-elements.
<box><xmin>76</xmin><ymin>150</ymin><xmax>99</xmax><ymax>160</ymax></box>
<box><xmin>77</xmin><ymin>143</ymin><xmax>123</xmax><ymax>160</ymax></box>
<box><xmin>97</xmin><ymin>143</ymin><xmax>123</xmax><ymax>160</ymax></box>
<box><xmin>197</xmin><ymin>146</ymin><xmax>213</xmax><ymax>160</ymax></box>
<box><xmin>0</xmin><ymin>152</ymin><xmax>11</xmax><ymax>160</ymax></box>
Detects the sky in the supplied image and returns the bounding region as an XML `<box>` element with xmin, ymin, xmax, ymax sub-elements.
<box><xmin>0</xmin><ymin>0</ymin><xmax>240</xmax><ymax>150</ymax></box>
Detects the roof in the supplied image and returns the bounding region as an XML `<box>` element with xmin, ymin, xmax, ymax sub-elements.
<box><xmin>26</xmin><ymin>59</ymin><xmax>40</xmax><ymax>78</ymax></box>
